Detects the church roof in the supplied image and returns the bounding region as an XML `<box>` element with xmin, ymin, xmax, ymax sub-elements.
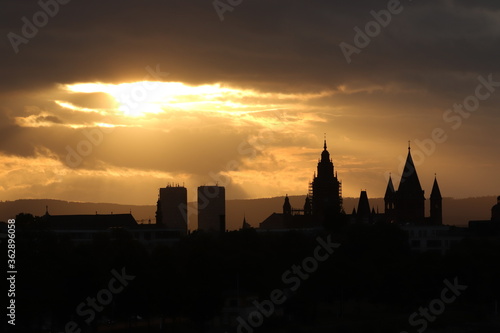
<box><xmin>259</xmin><ymin>213</ymin><xmax>285</xmax><ymax>230</ymax></box>
<box><xmin>398</xmin><ymin>147</ymin><xmax>424</xmax><ymax>196</ymax></box>
<box><xmin>431</xmin><ymin>176</ymin><xmax>442</xmax><ymax>198</ymax></box>
<box><xmin>384</xmin><ymin>175</ymin><xmax>395</xmax><ymax>199</ymax></box>
<box><xmin>357</xmin><ymin>190</ymin><xmax>371</xmax><ymax>218</ymax></box>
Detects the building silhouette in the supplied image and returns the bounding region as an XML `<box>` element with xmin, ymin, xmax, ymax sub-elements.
<box><xmin>198</xmin><ymin>185</ymin><xmax>226</xmax><ymax>232</ymax></box>
<box><xmin>492</xmin><ymin>196</ymin><xmax>500</xmax><ymax>222</ymax></box>
<box><xmin>311</xmin><ymin>140</ymin><xmax>343</xmax><ymax>227</ymax></box>
<box><xmin>260</xmin><ymin>139</ymin><xmax>342</xmax><ymax>230</ymax></box>
<box><xmin>430</xmin><ymin>176</ymin><xmax>443</xmax><ymax>225</ymax></box>
<box><xmin>355</xmin><ymin>190</ymin><xmax>372</xmax><ymax>224</ymax></box>
<box><xmin>156</xmin><ymin>184</ymin><xmax>188</xmax><ymax>233</ymax></box>
<box><xmin>241</xmin><ymin>215</ymin><xmax>252</xmax><ymax>229</ymax></box>
<box><xmin>384</xmin><ymin>145</ymin><xmax>442</xmax><ymax>225</ymax></box>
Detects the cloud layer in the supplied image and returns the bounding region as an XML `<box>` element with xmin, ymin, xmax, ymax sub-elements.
<box><xmin>0</xmin><ymin>0</ymin><xmax>499</xmax><ymax>204</ymax></box>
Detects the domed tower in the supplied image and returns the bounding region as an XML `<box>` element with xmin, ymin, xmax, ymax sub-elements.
<box><xmin>311</xmin><ymin>139</ymin><xmax>342</xmax><ymax>227</ymax></box>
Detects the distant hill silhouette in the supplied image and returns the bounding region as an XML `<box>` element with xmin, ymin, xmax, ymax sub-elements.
<box><xmin>0</xmin><ymin>195</ymin><xmax>496</xmax><ymax>230</ymax></box>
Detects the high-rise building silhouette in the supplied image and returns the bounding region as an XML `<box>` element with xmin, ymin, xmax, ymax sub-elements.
<box><xmin>156</xmin><ymin>184</ymin><xmax>187</xmax><ymax>233</ymax></box>
<box><xmin>311</xmin><ymin>140</ymin><xmax>342</xmax><ymax>226</ymax></box>
<box><xmin>198</xmin><ymin>185</ymin><xmax>226</xmax><ymax>232</ymax></box>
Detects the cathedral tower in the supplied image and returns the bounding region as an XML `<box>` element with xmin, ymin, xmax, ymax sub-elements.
<box><xmin>311</xmin><ymin>139</ymin><xmax>342</xmax><ymax>227</ymax></box>
<box><xmin>395</xmin><ymin>145</ymin><xmax>425</xmax><ymax>224</ymax></box>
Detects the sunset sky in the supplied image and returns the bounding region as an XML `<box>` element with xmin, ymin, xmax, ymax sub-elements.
<box><xmin>0</xmin><ymin>0</ymin><xmax>499</xmax><ymax>205</ymax></box>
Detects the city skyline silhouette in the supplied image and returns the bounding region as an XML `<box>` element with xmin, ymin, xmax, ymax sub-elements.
<box><xmin>1</xmin><ymin>1</ymin><xmax>500</xmax><ymax>332</ymax></box>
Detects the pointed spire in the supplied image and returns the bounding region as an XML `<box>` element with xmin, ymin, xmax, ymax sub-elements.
<box><xmin>384</xmin><ymin>174</ymin><xmax>395</xmax><ymax>199</ymax></box>
<box><xmin>324</xmin><ymin>133</ymin><xmax>327</xmax><ymax>150</ymax></box>
<box><xmin>398</xmin><ymin>145</ymin><xmax>423</xmax><ymax>193</ymax></box>
<box><xmin>242</xmin><ymin>214</ymin><xmax>251</xmax><ymax>229</ymax></box>
<box><xmin>431</xmin><ymin>175</ymin><xmax>442</xmax><ymax>199</ymax></box>
<box><xmin>396</xmin><ymin>144</ymin><xmax>425</xmax><ymax>224</ymax></box>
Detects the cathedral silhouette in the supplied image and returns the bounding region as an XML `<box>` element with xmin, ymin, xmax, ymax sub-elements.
<box><xmin>260</xmin><ymin>140</ymin><xmax>443</xmax><ymax>230</ymax></box>
<box><xmin>384</xmin><ymin>145</ymin><xmax>442</xmax><ymax>225</ymax></box>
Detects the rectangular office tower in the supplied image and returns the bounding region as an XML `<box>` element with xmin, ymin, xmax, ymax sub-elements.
<box><xmin>198</xmin><ymin>186</ymin><xmax>225</xmax><ymax>232</ymax></box>
<box><xmin>156</xmin><ymin>184</ymin><xmax>187</xmax><ymax>234</ymax></box>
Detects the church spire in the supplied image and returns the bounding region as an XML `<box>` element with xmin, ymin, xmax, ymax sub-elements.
<box><xmin>430</xmin><ymin>175</ymin><xmax>443</xmax><ymax>225</ymax></box>
<box><xmin>384</xmin><ymin>174</ymin><xmax>396</xmax><ymax>222</ymax></box>
<box><xmin>384</xmin><ymin>174</ymin><xmax>395</xmax><ymax>199</ymax></box>
<box><xmin>283</xmin><ymin>194</ymin><xmax>292</xmax><ymax>216</ymax></box>
<box><xmin>430</xmin><ymin>175</ymin><xmax>442</xmax><ymax>199</ymax></box>
<box><xmin>396</xmin><ymin>145</ymin><xmax>425</xmax><ymax>224</ymax></box>
<box><xmin>320</xmin><ymin>137</ymin><xmax>332</xmax><ymax>166</ymax></box>
<box><xmin>242</xmin><ymin>214</ymin><xmax>251</xmax><ymax>229</ymax></box>
<box><xmin>399</xmin><ymin>146</ymin><xmax>423</xmax><ymax>192</ymax></box>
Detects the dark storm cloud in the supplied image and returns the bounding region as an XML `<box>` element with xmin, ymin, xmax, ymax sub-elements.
<box><xmin>0</xmin><ymin>0</ymin><xmax>499</xmax><ymax>190</ymax></box>
<box><xmin>1</xmin><ymin>0</ymin><xmax>499</xmax><ymax>96</ymax></box>
<box><xmin>35</xmin><ymin>115</ymin><xmax>63</xmax><ymax>123</ymax></box>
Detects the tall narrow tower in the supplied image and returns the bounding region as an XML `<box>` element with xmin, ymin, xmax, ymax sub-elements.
<box><xmin>311</xmin><ymin>139</ymin><xmax>342</xmax><ymax>227</ymax></box>
<box><xmin>384</xmin><ymin>175</ymin><xmax>396</xmax><ymax>223</ymax></box>
<box><xmin>430</xmin><ymin>176</ymin><xmax>443</xmax><ymax>225</ymax></box>
<box><xmin>198</xmin><ymin>185</ymin><xmax>226</xmax><ymax>232</ymax></box>
<box><xmin>156</xmin><ymin>184</ymin><xmax>188</xmax><ymax>233</ymax></box>
<box><xmin>283</xmin><ymin>194</ymin><xmax>292</xmax><ymax>216</ymax></box>
<box><xmin>395</xmin><ymin>145</ymin><xmax>425</xmax><ymax>224</ymax></box>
